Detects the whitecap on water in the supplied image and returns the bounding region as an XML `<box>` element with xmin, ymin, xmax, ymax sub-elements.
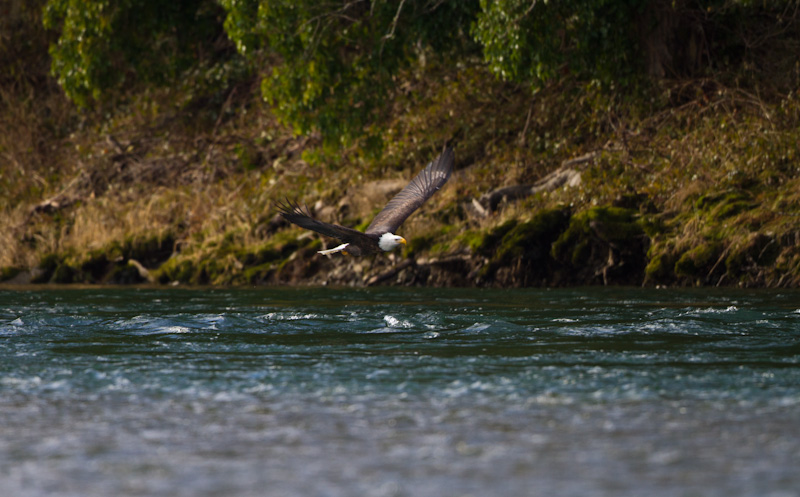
<box><xmin>554</xmin><ymin>325</ymin><xmax>619</xmax><ymax>337</ymax></box>
<box><xmin>363</xmin><ymin>315</ymin><xmax>415</xmax><ymax>333</ymax></box>
<box><xmin>640</xmin><ymin>320</ymin><xmax>690</xmax><ymax>334</ymax></box>
<box><xmin>684</xmin><ymin>305</ymin><xmax>739</xmax><ymax>315</ymax></box>
<box><xmin>261</xmin><ymin>312</ymin><xmax>319</xmax><ymax>321</ymax></box>
<box><xmin>383</xmin><ymin>315</ymin><xmax>413</xmax><ymax>328</ymax></box>
<box><xmin>0</xmin><ymin>317</ymin><xmax>25</xmax><ymax>336</ymax></box>
<box><xmin>112</xmin><ymin>316</ymin><xmax>197</xmax><ymax>336</ymax></box>
<box><xmin>200</xmin><ymin>314</ymin><xmax>225</xmax><ymax>330</ymax></box>
<box><xmin>0</xmin><ymin>375</ymin><xmax>42</xmax><ymax>389</ymax></box>
<box><xmin>365</xmin><ymin>369</ymin><xmax>391</xmax><ymax>380</ymax></box>
<box><xmin>463</xmin><ymin>323</ymin><xmax>491</xmax><ymax>333</ymax></box>
<box><xmin>160</xmin><ymin>325</ymin><xmax>191</xmax><ymax>334</ymax></box>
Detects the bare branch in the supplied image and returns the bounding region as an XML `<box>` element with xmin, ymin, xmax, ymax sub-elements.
<box><xmin>382</xmin><ymin>0</ymin><xmax>407</xmax><ymax>41</ymax></box>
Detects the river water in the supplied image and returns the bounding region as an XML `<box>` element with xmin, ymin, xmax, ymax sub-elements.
<box><xmin>1</xmin><ymin>287</ymin><xmax>799</xmax><ymax>496</ymax></box>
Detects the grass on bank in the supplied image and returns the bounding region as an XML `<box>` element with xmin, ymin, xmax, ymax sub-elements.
<box><xmin>2</xmin><ymin>43</ymin><xmax>800</xmax><ymax>286</ymax></box>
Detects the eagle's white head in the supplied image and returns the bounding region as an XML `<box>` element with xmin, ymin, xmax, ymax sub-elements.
<box><xmin>378</xmin><ymin>232</ymin><xmax>407</xmax><ymax>252</ymax></box>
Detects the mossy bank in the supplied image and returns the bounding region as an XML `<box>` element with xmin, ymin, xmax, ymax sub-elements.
<box><xmin>3</xmin><ymin>5</ymin><xmax>800</xmax><ymax>288</ymax></box>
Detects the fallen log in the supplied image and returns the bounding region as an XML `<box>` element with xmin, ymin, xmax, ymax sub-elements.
<box><xmin>479</xmin><ymin>152</ymin><xmax>597</xmax><ymax>212</ymax></box>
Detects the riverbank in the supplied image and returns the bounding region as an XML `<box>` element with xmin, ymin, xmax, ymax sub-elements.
<box><xmin>2</xmin><ymin>12</ymin><xmax>800</xmax><ymax>288</ymax></box>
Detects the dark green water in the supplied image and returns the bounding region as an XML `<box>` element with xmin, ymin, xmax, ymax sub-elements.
<box><xmin>1</xmin><ymin>287</ymin><xmax>799</xmax><ymax>497</ymax></box>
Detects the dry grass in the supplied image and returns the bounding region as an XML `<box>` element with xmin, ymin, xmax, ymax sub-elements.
<box><xmin>3</xmin><ymin>36</ymin><xmax>800</xmax><ymax>286</ymax></box>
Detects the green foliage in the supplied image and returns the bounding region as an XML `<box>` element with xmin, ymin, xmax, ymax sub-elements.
<box><xmin>41</xmin><ymin>0</ymin><xmax>800</xmax><ymax>145</ymax></box>
<box><xmin>219</xmin><ymin>0</ymin><xmax>479</xmax><ymax>146</ymax></box>
<box><xmin>8</xmin><ymin>0</ymin><xmax>800</xmax><ymax>289</ymax></box>
<box><xmin>474</xmin><ymin>0</ymin><xmax>800</xmax><ymax>89</ymax></box>
<box><xmin>473</xmin><ymin>0</ymin><xmax>646</xmax><ymax>87</ymax></box>
<box><xmin>44</xmin><ymin>0</ymin><xmax>226</xmax><ymax>105</ymax></box>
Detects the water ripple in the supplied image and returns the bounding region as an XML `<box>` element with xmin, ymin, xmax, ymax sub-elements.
<box><xmin>1</xmin><ymin>287</ymin><xmax>799</xmax><ymax>497</ymax></box>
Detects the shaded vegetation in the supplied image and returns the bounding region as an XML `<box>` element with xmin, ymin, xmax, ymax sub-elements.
<box><xmin>476</xmin><ymin>208</ymin><xmax>572</xmax><ymax>286</ymax></box>
<box><xmin>2</xmin><ymin>0</ymin><xmax>800</xmax><ymax>287</ymax></box>
<box><xmin>552</xmin><ymin>207</ymin><xmax>648</xmax><ymax>285</ymax></box>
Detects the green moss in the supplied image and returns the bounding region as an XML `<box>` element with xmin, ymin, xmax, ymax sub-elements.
<box><xmin>775</xmin><ymin>247</ymin><xmax>800</xmax><ymax>285</ymax></box>
<box><xmin>238</xmin><ymin>245</ymin><xmax>281</xmax><ymax>266</ymax></box>
<box><xmin>477</xmin><ymin>219</ymin><xmax>518</xmax><ymax>257</ymax></box>
<box><xmin>354</xmin><ymin>218</ymin><xmax>371</xmax><ymax>232</ymax></box>
<box><xmin>694</xmin><ymin>190</ymin><xmax>755</xmax><ymax>221</ymax></box>
<box><xmin>47</xmin><ymin>233</ymin><xmax>175</xmax><ymax>284</ymax></box>
<box><xmin>106</xmin><ymin>263</ymin><xmax>147</xmax><ymax>284</ymax></box>
<box><xmin>458</xmin><ymin>229</ymin><xmax>486</xmax><ymax>253</ymax></box>
<box><xmin>644</xmin><ymin>236</ymin><xmax>684</xmax><ymax>285</ymax></box>
<box><xmin>242</xmin><ymin>262</ymin><xmax>276</xmax><ymax>284</ymax></box>
<box><xmin>724</xmin><ymin>233</ymin><xmax>780</xmax><ymax>279</ymax></box>
<box><xmin>429</xmin><ymin>240</ymin><xmax>452</xmax><ymax>254</ymax></box>
<box><xmin>121</xmin><ymin>233</ymin><xmax>175</xmax><ymax>266</ymax></box>
<box><xmin>51</xmin><ymin>262</ymin><xmax>77</xmax><ymax>284</ymax></box>
<box><xmin>674</xmin><ymin>242</ymin><xmax>723</xmax><ymax>280</ymax></box>
<box><xmin>5</xmin><ymin>17</ymin><xmax>800</xmax><ymax>289</ymax></box>
<box><xmin>77</xmin><ymin>234</ymin><xmax>175</xmax><ymax>277</ymax></box>
<box><xmin>234</xmin><ymin>142</ymin><xmax>263</xmax><ymax>171</ymax></box>
<box><xmin>640</xmin><ymin>214</ymin><xmax>667</xmax><ymax>238</ymax></box>
<box><xmin>496</xmin><ymin>208</ymin><xmax>571</xmax><ymax>265</ymax></box>
<box><xmin>32</xmin><ymin>254</ymin><xmax>62</xmax><ymax>283</ymax></box>
<box><xmin>552</xmin><ymin>206</ymin><xmax>642</xmax><ymax>265</ymax></box>
<box><xmin>156</xmin><ymin>258</ymin><xmax>197</xmax><ymax>284</ymax></box>
<box><xmin>406</xmin><ymin>234</ymin><xmax>435</xmax><ymax>257</ymax></box>
<box><xmin>644</xmin><ymin>252</ymin><xmax>674</xmax><ymax>282</ymax></box>
<box><xmin>79</xmin><ymin>250</ymin><xmax>112</xmax><ymax>282</ymax></box>
<box><xmin>476</xmin><ymin>208</ymin><xmax>571</xmax><ymax>281</ymax></box>
<box><xmin>151</xmin><ymin>233</ymin><xmax>310</xmax><ymax>285</ymax></box>
<box><xmin>0</xmin><ymin>267</ymin><xmax>23</xmax><ymax>282</ymax></box>
<box><xmin>269</xmin><ymin>230</ymin><xmax>313</xmax><ymax>258</ymax></box>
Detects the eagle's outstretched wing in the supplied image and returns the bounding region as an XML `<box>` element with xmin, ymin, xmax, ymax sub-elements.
<box><xmin>277</xmin><ymin>199</ymin><xmax>368</xmax><ymax>242</ymax></box>
<box><xmin>365</xmin><ymin>146</ymin><xmax>454</xmax><ymax>236</ymax></box>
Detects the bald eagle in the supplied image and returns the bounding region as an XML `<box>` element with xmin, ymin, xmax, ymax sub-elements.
<box><xmin>278</xmin><ymin>147</ymin><xmax>454</xmax><ymax>256</ymax></box>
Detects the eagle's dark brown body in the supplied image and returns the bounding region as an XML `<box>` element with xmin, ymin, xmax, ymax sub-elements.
<box><xmin>278</xmin><ymin>147</ymin><xmax>454</xmax><ymax>256</ymax></box>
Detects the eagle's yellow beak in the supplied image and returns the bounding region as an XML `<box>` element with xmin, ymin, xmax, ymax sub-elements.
<box><xmin>399</xmin><ymin>237</ymin><xmax>407</xmax><ymax>245</ymax></box>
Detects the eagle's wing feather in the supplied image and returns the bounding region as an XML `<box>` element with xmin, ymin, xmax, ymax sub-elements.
<box><xmin>277</xmin><ymin>199</ymin><xmax>370</xmax><ymax>243</ymax></box>
<box><xmin>365</xmin><ymin>146</ymin><xmax>454</xmax><ymax>235</ymax></box>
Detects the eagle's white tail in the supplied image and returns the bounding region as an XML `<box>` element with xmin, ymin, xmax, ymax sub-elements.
<box><xmin>317</xmin><ymin>243</ymin><xmax>349</xmax><ymax>256</ymax></box>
